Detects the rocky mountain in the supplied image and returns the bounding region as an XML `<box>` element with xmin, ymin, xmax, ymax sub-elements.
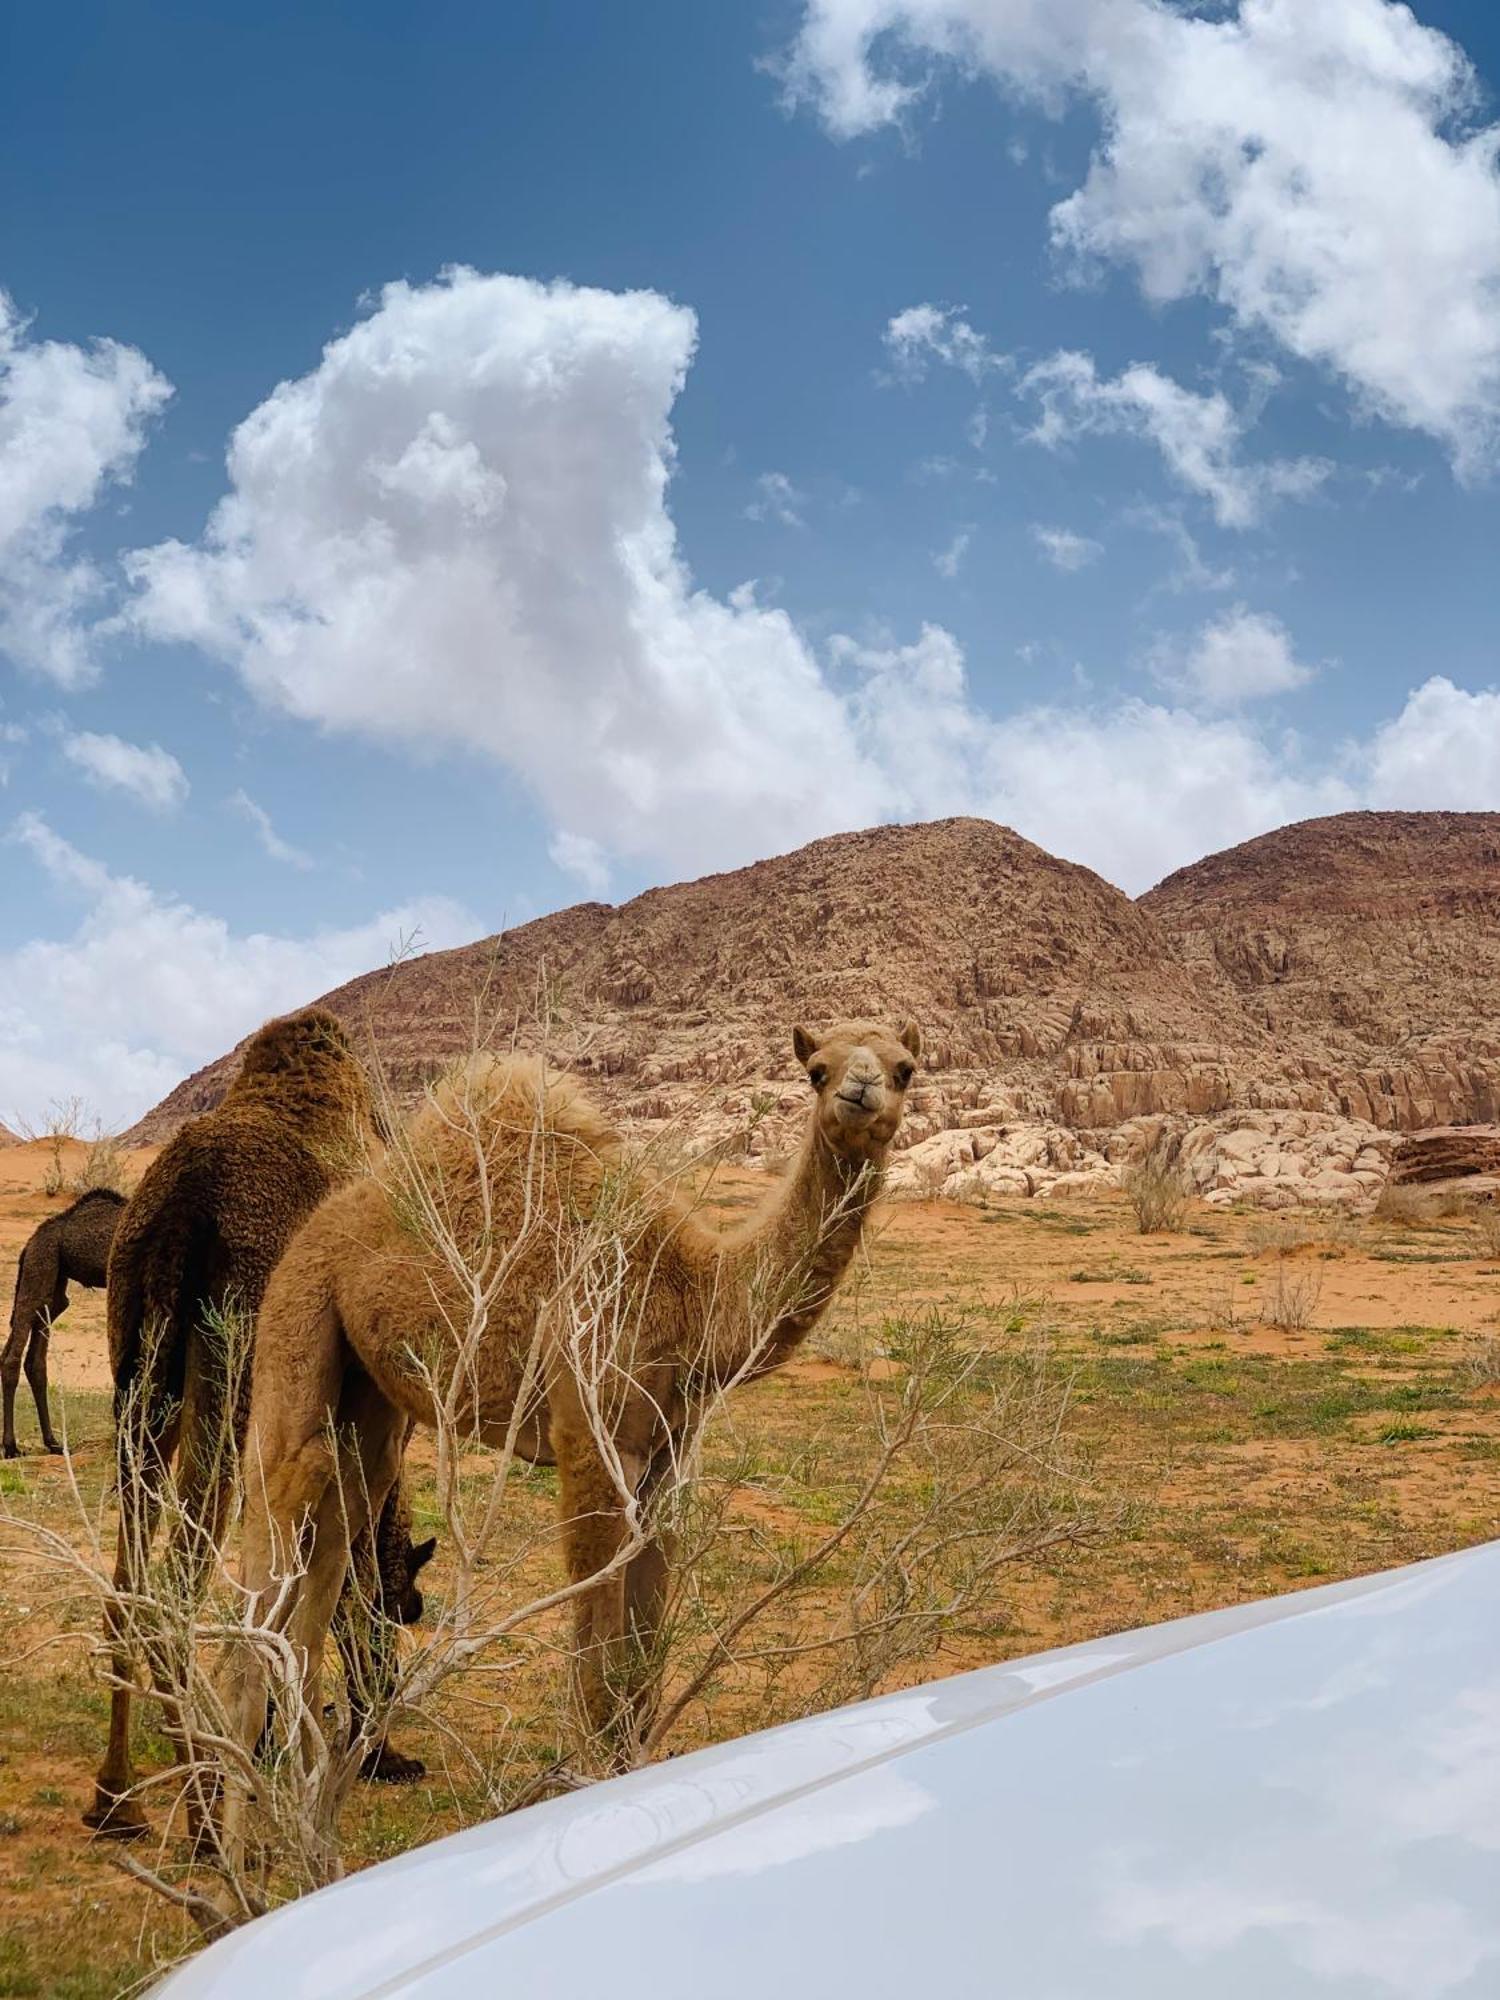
<box><xmin>126</xmin><ymin>817</ymin><xmax>1252</xmax><ymax>1151</ymax></box>
<box><xmin>1142</xmin><ymin>811</ymin><xmax>1500</xmax><ymax>1129</ymax></box>
<box><xmin>126</xmin><ymin>810</ymin><xmax>1500</xmax><ymax>1211</ymax></box>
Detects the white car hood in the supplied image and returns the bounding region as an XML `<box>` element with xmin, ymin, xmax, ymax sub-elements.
<box><xmin>157</xmin><ymin>1542</ymin><xmax>1500</xmax><ymax>1997</ymax></box>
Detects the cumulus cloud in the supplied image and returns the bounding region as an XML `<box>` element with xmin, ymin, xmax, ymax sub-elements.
<box><xmin>1364</xmin><ymin>677</ymin><xmax>1500</xmax><ymax>806</ymax></box>
<box><xmin>830</xmin><ymin>622</ymin><xmax>1353</xmax><ymax>891</ymax></box>
<box><xmin>1017</xmin><ymin>351</ymin><xmax>1329</xmax><ymax>528</ymax></box>
<box><xmin>0</xmin><ymin>291</ymin><xmax>171</xmax><ymax>685</ymax></box>
<box><xmin>786</xmin><ymin>0</ymin><xmax>1500</xmax><ymax>468</ymax></box>
<box><xmin>62</xmin><ymin>730</ymin><xmax>189</xmax><ymax>811</ymax></box>
<box><xmin>1153</xmin><ymin>606</ymin><xmax>1316</xmax><ymax>708</ymax></box>
<box><xmin>0</xmin><ymin>812</ymin><xmax>477</xmax><ymax>1128</ymax></box>
<box><xmin>1032</xmin><ymin>524</ymin><xmax>1102</xmax><ymax>572</ymax></box>
<box><xmin>884</xmin><ymin>303</ymin><xmax>1005</xmax><ymax>383</ymax></box>
<box><xmin>745</xmin><ymin>471</ymin><xmax>808</xmax><ymax>528</ymax></box>
<box><xmin>125</xmin><ymin>269</ymin><xmax>892</xmax><ymax>878</ymax></box>
<box><xmin>229</xmin><ymin>788</ymin><xmax>313</xmax><ymax>869</ymax></box>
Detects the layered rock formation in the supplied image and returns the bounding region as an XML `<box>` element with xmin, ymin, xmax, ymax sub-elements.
<box><xmin>1142</xmin><ymin>811</ymin><xmax>1500</xmax><ymax>1131</ymax></box>
<box><xmin>128</xmin><ymin>818</ymin><xmax>1251</xmax><ymax>1151</ymax></box>
<box><xmin>127</xmin><ymin>811</ymin><xmax>1500</xmax><ymax>1212</ymax></box>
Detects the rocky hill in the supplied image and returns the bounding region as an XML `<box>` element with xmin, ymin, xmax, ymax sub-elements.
<box><xmin>126</xmin><ymin>811</ymin><xmax>1500</xmax><ymax>1211</ymax></box>
<box><xmin>127</xmin><ymin>817</ymin><xmax>1252</xmax><ymax>1151</ymax></box>
<box><xmin>1142</xmin><ymin>811</ymin><xmax>1500</xmax><ymax>1129</ymax></box>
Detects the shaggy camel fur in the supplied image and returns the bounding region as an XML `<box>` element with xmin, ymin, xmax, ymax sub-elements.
<box><xmin>85</xmin><ymin>1008</ymin><xmax>427</xmax><ymax>1838</ymax></box>
<box><xmin>4</xmin><ymin>1188</ymin><xmax>124</xmax><ymax>1457</ymax></box>
<box><xmin>225</xmin><ymin>1018</ymin><xmax>921</xmax><ymax>1801</ymax></box>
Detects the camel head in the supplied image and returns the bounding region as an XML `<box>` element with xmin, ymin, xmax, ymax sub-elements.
<box><xmin>792</xmin><ymin>1018</ymin><xmax>921</xmax><ymax>1165</ymax></box>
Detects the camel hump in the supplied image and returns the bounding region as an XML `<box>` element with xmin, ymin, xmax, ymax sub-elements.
<box><xmin>412</xmin><ymin>1054</ymin><xmax>623</xmax><ymax>1159</ymax></box>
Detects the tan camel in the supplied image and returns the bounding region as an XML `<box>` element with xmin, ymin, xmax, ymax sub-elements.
<box><xmin>225</xmin><ymin>1018</ymin><xmax>921</xmax><ymax>1798</ymax></box>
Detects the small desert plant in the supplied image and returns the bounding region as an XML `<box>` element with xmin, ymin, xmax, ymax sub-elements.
<box><xmin>1461</xmin><ymin>1334</ymin><xmax>1500</xmax><ymax>1387</ymax></box>
<box><xmin>907</xmin><ymin>1155</ymin><xmax>951</xmax><ymax>1200</ymax></box>
<box><xmin>1120</xmin><ymin>1154</ymin><xmax>1188</xmax><ymax>1234</ymax></box>
<box><xmin>1262</xmin><ymin>1257</ymin><xmax>1323</xmax><ymax>1333</ymax></box>
<box><xmin>1374</xmin><ymin>1182</ymin><xmax>1437</xmax><ymax>1227</ymax></box>
<box><xmin>1246</xmin><ymin>1213</ymin><xmax>1361</xmax><ymax>1258</ymax></box>
<box><xmin>1470</xmin><ymin>1205</ymin><xmax>1500</xmax><ymax>1262</ymax></box>
<box><xmin>73</xmin><ymin>1127</ymin><xmax>129</xmax><ymax>1196</ymax></box>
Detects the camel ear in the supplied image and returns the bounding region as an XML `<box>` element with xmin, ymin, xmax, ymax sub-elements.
<box><xmin>898</xmin><ymin>1021</ymin><xmax>922</xmax><ymax>1059</ymax></box>
<box><xmin>410</xmin><ymin>1535</ymin><xmax>437</xmax><ymax>1573</ymax></box>
<box><xmin>792</xmin><ymin>1026</ymin><xmax>819</xmax><ymax>1068</ymax></box>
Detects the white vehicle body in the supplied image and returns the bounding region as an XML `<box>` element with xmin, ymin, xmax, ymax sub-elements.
<box><xmin>157</xmin><ymin>1541</ymin><xmax>1500</xmax><ymax>1997</ymax></box>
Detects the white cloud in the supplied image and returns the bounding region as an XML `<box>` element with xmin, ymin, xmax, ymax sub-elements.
<box><xmin>786</xmin><ymin>0</ymin><xmax>1500</xmax><ymax>468</ymax></box>
<box><xmin>125</xmin><ymin>268</ymin><xmax>891</xmax><ymax>878</ymax></box>
<box><xmin>1154</xmin><ymin>606</ymin><xmax>1316</xmax><ymax>708</ymax></box>
<box><xmin>1032</xmin><ymin>524</ymin><xmax>1102</xmax><ymax>572</ymax></box>
<box><xmin>229</xmin><ymin>788</ymin><xmax>314</xmax><ymax>869</ymax></box>
<box><xmin>0</xmin><ymin>812</ymin><xmax>477</xmax><ymax>1129</ymax></box>
<box><xmin>1364</xmin><ymin>677</ymin><xmax>1500</xmax><ymax>805</ymax></box>
<box><xmin>62</xmin><ymin>730</ymin><xmax>189</xmax><ymax>811</ymax></box>
<box><xmin>1017</xmin><ymin>350</ymin><xmax>1328</xmax><ymax>528</ymax></box>
<box><xmin>933</xmin><ymin>527</ymin><xmax>972</xmax><ymax>577</ymax></box>
<box><xmin>745</xmin><ymin>470</ymin><xmax>807</xmax><ymax>528</ymax></box>
<box><xmin>884</xmin><ymin>303</ymin><xmax>1005</xmax><ymax>383</ymax></box>
<box><xmin>549</xmin><ymin>829</ymin><xmax>612</xmax><ymax>896</ymax></box>
<box><xmin>832</xmin><ymin>621</ymin><xmax>1352</xmax><ymax>891</ymax></box>
<box><xmin>0</xmin><ymin>291</ymin><xmax>171</xmax><ymax>685</ymax></box>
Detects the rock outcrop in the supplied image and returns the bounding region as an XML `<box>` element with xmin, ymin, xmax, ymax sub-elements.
<box><xmin>1142</xmin><ymin>811</ymin><xmax>1500</xmax><ymax>1132</ymax></box>
<box><xmin>128</xmin><ymin>818</ymin><xmax>1253</xmax><ymax>1151</ymax></box>
<box><xmin>125</xmin><ymin>811</ymin><xmax>1500</xmax><ymax>1213</ymax></box>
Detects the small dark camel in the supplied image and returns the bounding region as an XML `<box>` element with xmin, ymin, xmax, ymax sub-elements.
<box><xmin>3</xmin><ymin>1188</ymin><xmax>124</xmax><ymax>1458</ymax></box>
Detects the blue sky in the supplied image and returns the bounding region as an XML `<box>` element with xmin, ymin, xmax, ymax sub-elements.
<box><xmin>2</xmin><ymin>0</ymin><xmax>1499</xmax><ymax>1125</ymax></box>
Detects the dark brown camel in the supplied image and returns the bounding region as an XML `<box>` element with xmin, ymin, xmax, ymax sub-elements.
<box><xmin>4</xmin><ymin>1188</ymin><xmax>124</xmax><ymax>1458</ymax></box>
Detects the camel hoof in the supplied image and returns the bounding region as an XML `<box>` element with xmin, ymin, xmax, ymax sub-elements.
<box><xmin>42</xmin><ymin>1441</ymin><xmax>64</xmax><ymax>1457</ymax></box>
<box><xmin>82</xmin><ymin>1794</ymin><xmax>151</xmax><ymax>1841</ymax></box>
<box><xmin>2</xmin><ymin>1442</ymin><xmax>17</xmax><ymax>1460</ymax></box>
<box><xmin>361</xmin><ymin>1743</ymin><xmax>426</xmax><ymax>1785</ymax></box>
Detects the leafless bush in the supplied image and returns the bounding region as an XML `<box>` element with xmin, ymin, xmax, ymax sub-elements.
<box><xmin>1374</xmin><ymin>1182</ymin><xmax>1438</xmax><ymax>1227</ymax></box>
<box><xmin>1262</xmin><ymin>1258</ymin><xmax>1324</xmax><ymax>1333</ymax></box>
<box><xmin>1469</xmin><ymin>1204</ymin><xmax>1500</xmax><ymax>1262</ymax></box>
<box><xmin>1462</xmin><ymin>1334</ymin><xmax>1500</xmax><ymax>1387</ymax></box>
<box><xmin>1247</xmin><ymin>1213</ymin><xmax>1360</xmax><ymax>1257</ymax></box>
<box><xmin>73</xmin><ymin>1127</ymin><xmax>129</xmax><ymax>1196</ymax></box>
<box><xmin>1121</xmin><ymin>1155</ymin><xmax>1188</xmax><ymax>1234</ymax></box>
<box><xmin>905</xmin><ymin>1155</ymin><xmax>951</xmax><ymax>1200</ymax></box>
<box><xmin>1</xmin><ymin>997</ymin><xmax>1101</xmax><ymax>1956</ymax></box>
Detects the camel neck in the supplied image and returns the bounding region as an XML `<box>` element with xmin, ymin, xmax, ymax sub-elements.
<box><xmin>698</xmin><ymin>1116</ymin><xmax>884</xmax><ymax>1383</ymax></box>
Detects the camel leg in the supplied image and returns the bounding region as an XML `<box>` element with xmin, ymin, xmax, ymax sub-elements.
<box><xmin>1</xmin><ymin>1311</ymin><xmax>29</xmax><ymax>1459</ymax></box>
<box><xmin>4</xmin><ymin>1244</ymin><xmax>58</xmax><ymax>1458</ymax></box>
<box><xmin>553</xmin><ymin>1395</ymin><xmax>654</xmax><ymax>1759</ymax></box>
<box><xmin>336</xmin><ymin>1483</ymin><xmax>426</xmax><ymax>1785</ymax></box>
<box><xmin>28</xmin><ymin>1280</ymin><xmax>69</xmax><ymax>1453</ymax></box>
<box><xmin>222</xmin><ymin>1348</ymin><xmax>403</xmax><ymax>1863</ymax></box>
<box><xmin>83</xmin><ymin>1402</ymin><xmax>180</xmax><ymax>1838</ymax></box>
<box><xmin>619</xmin><ymin>1436</ymin><xmax>679</xmax><ymax>1741</ymax></box>
<box><xmin>156</xmin><ymin>1336</ymin><xmax>241</xmax><ymax>1840</ymax></box>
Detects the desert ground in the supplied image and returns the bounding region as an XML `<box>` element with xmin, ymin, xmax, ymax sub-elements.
<box><xmin>4</xmin><ymin>1137</ymin><xmax>1500</xmax><ymax>1994</ymax></box>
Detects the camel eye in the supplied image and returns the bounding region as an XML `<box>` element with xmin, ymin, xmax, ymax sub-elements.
<box><xmin>895</xmin><ymin>1063</ymin><xmax>914</xmax><ymax>1089</ymax></box>
<box><xmin>808</xmin><ymin>1063</ymin><xmax>828</xmax><ymax>1090</ymax></box>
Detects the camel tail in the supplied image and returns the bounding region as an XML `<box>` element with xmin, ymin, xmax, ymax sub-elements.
<box><xmin>106</xmin><ymin>1172</ymin><xmax>211</xmax><ymax>1426</ymax></box>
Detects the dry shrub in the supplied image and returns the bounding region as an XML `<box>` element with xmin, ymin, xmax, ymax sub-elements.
<box><xmin>73</xmin><ymin>1128</ymin><xmax>129</xmax><ymax>1196</ymax></box>
<box><xmin>1246</xmin><ymin>1213</ymin><xmax>1361</xmax><ymax>1258</ymax></box>
<box><xmin>1121</xmin><ymin>1154</ymin><xmax>1188</xmax><ymax>1235</ymax></box>
<box><xmin>1374</xmin><ymin>1182</ymin><xmax>1444</xmax><ymax>1227</ymax></box>
<box><xmin>1470</xmin><ymin>1204</ymin><xmax>1500</xmax><ymax>1262</ymax></box>
<box><xmin>1262</xmin><ymin>1257</ymin><xmax>1324</xmax><ymax>1333</ymax></box>
<box><xmin>1462</xmin><ymin>1334</ymin><xmax>1500</xmax><ymax>1388</ymax></box>
<box><xmin>0</xmin><ymin>1001</ymin><xmax>1102</xmax><ymax>1958</ymax></box>
<box><xmin>904</xmin><ymin>1155</ymin><xmax>952</xmax><ymax>1200</ymax></box>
